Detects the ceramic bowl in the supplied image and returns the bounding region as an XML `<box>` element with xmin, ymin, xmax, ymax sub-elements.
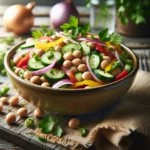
<box><xmin>4</xmin><ymin>41</ymin><xmax>139</xmax><ymax>115</ymax></box>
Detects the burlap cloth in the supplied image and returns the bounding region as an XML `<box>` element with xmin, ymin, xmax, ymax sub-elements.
<box><xmin>34</xmin><ymin>70</ymin><xmax>150</xmax><ymax>150</ymax></box>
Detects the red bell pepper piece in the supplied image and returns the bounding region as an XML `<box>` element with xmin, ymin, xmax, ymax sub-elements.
<box><xmin>16</xmin><ymin>53</ymin><xmax>30</xmax><ymax>68</ymax></box>
<box><xmin>115</xmin><ymin>70</ymin><xmax>128</xmax><ymax>81</ymax></box>
<box><xmin>67</xmin><ymin>71</ymin><xmax>77</xmax><ymax>83</ymax></box>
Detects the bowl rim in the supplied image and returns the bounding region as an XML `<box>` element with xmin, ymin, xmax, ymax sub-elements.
<box><xmin>4</xmin><ymin>40</ymin><xmax>139</xmax><ymax>93</ymax></box>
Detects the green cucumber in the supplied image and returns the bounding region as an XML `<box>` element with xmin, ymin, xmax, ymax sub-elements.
<box><xmin>44</xmin><ymin>68</ymin><xmax>65</xmax><ymax>83</ymax></box>
<box><xmin>89</xmin><ymin>53</ymin><xmax>100</xmax><ymax>69</ymax></box>
<box><xmin>81</xmin><ymin>43</ymin><xmax>90</xmax><ymax>55</ymax></box>
<box><xmin>62</xmin><ymin>43</ymin><xmax>81</xmax><ymax>55</ymax></box>
<box><xmin>41</xmin><ymin>51</ymin><xmax>62</xmax><ymax>65</ymax></box>
<box><xmin>75</xmin><ymin>72</ymin><xmax>83</xmax><ymax>82</ymax></box>
<box><xmin>20</xmin><ymin>43</ymin><xmax>35</xmax><ymax>49</ymax></box>
<box><xmin>28</xmin><ymin>57</ymin><xmax>45</xmax><ymax>71</ymax></box>
<box><xmin>125</xmin><ymin>64</ymin><xmax>132</xmax><ymax>72</ymax></box>
<box><xmin>93</xmin><ymin>69</ymin><xmax>114</xmax><ymax>81</ymax></box>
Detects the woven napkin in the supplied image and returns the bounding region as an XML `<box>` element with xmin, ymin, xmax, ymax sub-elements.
<box><xmin>34</xmin><ymin>70</ymin><xmax>150</xmax><ymax>150</ymax></box>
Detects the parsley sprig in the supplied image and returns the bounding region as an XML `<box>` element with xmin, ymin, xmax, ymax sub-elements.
<box><xmin>60</xmin><ymin>16</ymin><xmax>90</xmax><ymax>39</ymax></box>
<box><xmin>38</xmin><ymin>115</ymin><xmax>63</xmax><ymax>137</ymax></box>
<box><xmin>0</xmin><ymin>86</ymin><xmax>10</xmax><ymax>97</ymax></box>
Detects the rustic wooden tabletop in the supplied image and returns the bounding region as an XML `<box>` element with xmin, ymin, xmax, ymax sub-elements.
<box><xmin>0</xmin><ymin>5</ymin><xmax>150</xmax><ymax>150</ymax></box>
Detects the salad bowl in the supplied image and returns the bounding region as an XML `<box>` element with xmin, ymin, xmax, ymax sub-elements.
<box><xmin>4</xmin><ymin>40</ymin><xmax>139</xmax><ymax>115</ymax></box>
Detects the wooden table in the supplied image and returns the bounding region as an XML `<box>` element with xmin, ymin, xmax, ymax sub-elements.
<box><xmin>0</xmin><ymin>5</ymin><xmax>150</xmax><ymax>150</ymax></box>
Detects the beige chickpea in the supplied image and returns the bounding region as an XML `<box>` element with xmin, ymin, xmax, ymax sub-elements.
<box><xmin>78</xmin><ymin>64</ymin><xmax>87</xmax><ymax>72</ymax></box>
<box><xmin>40</xmin><ymin>76</ymin><xmax>48</xmax><ymax>82</ymax></box>
<box><xmin>82</xmin><ymin>71</ymin><xmax>92</xmax><ymax>80</ymax></box>
<box><xmin>111</xmin><ymin>68</ymin><xmax>122</xmax><ymax>76</ymax></box>
<box><xmin>17</xmin><ymin>107</ymin><xmax>28</xmax><ymax>118</ymax></box>
<box><xmin>68</xmin><ymin>118</ymin><xmax>80</xmax><ymax>129</ymax></box>
<box><xmin>0</xmin><ymin>103</ymin><xmax>3</xmax><ymax>112</ymax></box>
<box><xmin>24</xmin><ymin>79</ymin><xmax>30</xmax><ymax>82</ymax></box>
<box><xmin>9</xmin><ymin>96</ymin><xmax>19</xmax><ymax>106</ymax></box>
<box><xmin>81</xmin><ymin>41</ymin><xmax>87</xmax><ymax>44</ymax></box>
<box><xmin>41</xmin><ymin>82</ymin><xmax>50</xmax><ymax>87</ymax></box>
<box><xmin>63</xmin><ymin>52</ymin><xmax>73</xmax><ymax>60</ymax></box>
<box><xmin>26</xmin><ymin>38</ymin><xmax>35</xmax><ymax>44</ymax></box>
<box><xmin>103</xmin><ymin>56</ymin><xmax>111</xmax><ymax>62</ymax></box>
<box><xmin>54</xmin><ymin>45</ymin><xmax>62</xmax><ymax>51</ymax></box>
<box><xmin>72</xmin><ymin>58</ymin><xmax>82</xmax><ymax>66</ymax></box>
<box><xmin>14</xmin><ymin>68</ymin><xmax>21</xmax><ymax>75</ymax></box>
<box><xmin>73</xmin><ymin>50</ymin><xmax>82</xmax><ymax>58</ymax></box>
<box><xmin>13</xmin><ymin>56</ymin><xmax>22</xmax><ymax>65</ymax></box>
<box><xmin>63</xmin><ymin>39</ymin><xmax>70</xmax><ymax>44</ymax></box>
<box><xmin>87</xmin><ymin>42</ymin><xmax>95</xmax><ymax>49</ymax></box>
<box><xmin>85</xmin><ymin>86</ymin><xmax>92</xmax><ymax>89</ymax></box>
<box><xmin>0</xmin><ymin>97</ymin><xmax>8</xmax><ymax>104</ymax></box>
<box><xmin>69</xmin><ymin>66</ymin><xmax>78</xmax><ymax>73</ymax></box>
<box><xmin>30</xmin><ymin>76</ymin><xmax>41</xmax><ymax>84</ymax></box>
<box><xmin>24</xmin><ymin>71</ymin><xmax>33</xmax><ymax>80</ymax></box>
<box><xmin>82</xmin><ymin>56</ymin><xmax>86</xmax><ymax>64</ymax></box>
<box><xmin>6</xmin><ymin>112</ymin><xmax>16</xmax><ymax>124</ymax></box>
<box><xmin>34</xmin><ymin>108</ymin><xmax>45</xmax><ymax>118</ymax></box>
<box><xmin>35</xmin><ymin>49</ymin><xmax>44</xmax><ymax>57</ymax></box>
<box><xmin>63</xmin><ymin>60</ymin><xmax>72</xmax><ymax>68</ymax></box>
<box><xmin>100</xmin><ymin>60</ymin><xmax>110</xmax><ymax>70</ymax></box>
<box><xmin>68</xmin><ymin>30</ymin><xmax>72</xmax><ymax>34</ymax></box>
<box><xmin>93</xmin><ymin>35</ymin><xmax>100</xmax><ymax>40</ymax></box>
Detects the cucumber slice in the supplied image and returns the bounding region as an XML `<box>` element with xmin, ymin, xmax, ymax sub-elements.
<box><xmin>62</xmin><ymin>43</ymin><xmax>81</xmax><ymax>55</ymax></box>
<box><xmin>75</xmin><ymin>72</ymin><xmax>83</xmax><ymax>82</ymax></box>
<box><xmin>89</xmin><ymin>53</ymin><xmax>100</xmax><ymax>69</ymax></box>
<box><xmin>44</xmin><ymin>68</ymin><xmax>65</xmax><ymax>83</ymax></box>
<box><xmin>20</xmin><ymin>43</ymin><xmax>35</xmax><ymax>49</ymax></box>
<box><xmin>41</xmin><ymin>51</ymin><xmax>62</xmax><ymax>65</ymax></box>
<box><xmin>81</xmin><ymin>43</ymin><xmax>90</xmax><ymax>55</ymax></box>
<box><xmin>28</xmin><ymin>57</ymin><xmax>45</xmax><ymax>71</ymax></box>
<box><xmin>94</xmin><ymin>69</ymin><xmax>114</xmax><ymax>82</ymax></box>
<box><xmin>125</xmin><ymin>64</ymin><xmax>132</xmax><ymax>72</ymax></box>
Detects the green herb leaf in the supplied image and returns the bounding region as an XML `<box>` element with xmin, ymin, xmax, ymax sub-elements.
<box><xmin>69</xmin><ymin>16</ymin><xmax>78</xmax><ymax>28</ymax></box>
<box><xmin>112</xmin><ymin>61</ymin><xmax>120</xmax><ymax>70</ymax></box>
<box><xmin>109</xmin><ymin>33</ymin><xmax>123</xmax><ymax>44</ymax></box>
<box><xmin>53</xmin><ymin>125</ymin><xmax>63</xmax><ymax>137</ymax></box>
<box><xmin>80</xmin><ymin>127</ymin><xmax>88</xmax><ymax>137</ymax></box>
<box><xmin>81</xmin><ymin>23</ymin><xmax>90</xmax><ymax>36</ymax></box>
<box><xmin>0</xmin><ymin>86</ymin><xmax>10</xmax><ymax>97</ymax></box>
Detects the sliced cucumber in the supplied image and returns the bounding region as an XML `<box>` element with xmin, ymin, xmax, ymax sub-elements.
<box><xmin>28</xmin><ymin>57</ymin><xmax>45</xmax><ymax>71</ymax></box>
<box><xmin>93</xmin><ymin>69</ymin><xmax>114</xmax><ymax>82</ymax></box>
<box><xmin>89</xmin><ymin>53</ymin><xmax>100</xmax><ymax>69</ymax></box>
<box><xmin>44</xmin><ymin>68</ymin><xmax>65</xmax><ymax>83</ymax></box>
<box><xmin>81</xmin><ymin>43</ymin><xmax>90</xmax><ymax>55</ymax></box>
<box><xmin>125</xmin><ymin>64</ymin><xmax>132</xmax><ymax>72</ymax></box>
<box><xmin>75</xmin><ymin>72</ymin><xmax>83</xmax><ymax>82</ymax></box>
<box><xmin>41</xmin><ymin>51</ymin><xmax>62</xmax><ymax>65</ymax></box>
<box><xmin>62</xmin><ymin>43</ymin><xmax>81</xmax><ymax>55</ymax></box>
<box><xmin>20</xmin><ymin>43</ymin><xmax>35</xmax><ymax>49</ymax></box>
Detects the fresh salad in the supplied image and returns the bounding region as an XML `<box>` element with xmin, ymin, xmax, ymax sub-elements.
<box><xmin>11</xmin><ymin>16</ymin><xmax>133</xmax><ymax>89</ymax></box>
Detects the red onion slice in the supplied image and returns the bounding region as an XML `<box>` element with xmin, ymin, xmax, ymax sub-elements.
<box><xmin>13</xmin><ymin>48</ymin><xmax>35</xmax><ymax>59</ymax></box>
<box><xmin>86</xmin><ymin>56</ymin><xmax>103</xmax><ymax>83</ymax></box>
<box><xmin>52</xmin><ymin>79</ymin><xmax>73</xmax><ymax>89</ymax></box>
<box><xmin>31</xmin><ymin>59</ymin><xmax>56</xmax><ymax>75</ymax></box>
<box><xmin>114</xmin><ymin>51</ymin><xmax>124</xmax><ymax>68</ymax></box>
<box><xmin>78</xmin><ymin>38</ymin><xmax>106</xmax><ymax>46</ymax></box>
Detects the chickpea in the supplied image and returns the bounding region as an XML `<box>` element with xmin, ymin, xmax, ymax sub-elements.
<box><xmin>35</xmin><ymin>49</ymin><xmax>44</xmax><ymax>57</ymax></box>
<box><xmin>54</xmin><ymin>45</ymin><xmax>62</xmax><ymax>51</ymax></box>
<box><xmin>72</xmin><ymin>58</ymin><xmax>82</xmax><ymax>66</ymax></box>
<box><xmin>9</xmin><ymin>96</ymin><xmax>19</xmax><ymax>106</ymax></box>
<box><xmin>0</xmin><ymin>97</ymin><xmax>8</xmax><ymax>104</ymax></box>
<box><xmin>82</xmin><ymin>71</ymin><xmax>92</xmax><ymax>80</ymax></box>
<box><xmin>87</xmin><ymin>42</ymin><xmax>95</xmax><ymax>49</ymax></box>
<box><xmin>24</xmin><ymin>71</ymin><xmax>33</xmax><ymax>80</ymax></box>
<box><xmin>68</xmin><ymin>118</ymin><xmax>80</xmax><ymax>129</ymax></box>
<box><xmin>93</xmin><ymin>35</ymin><xmax>100</xmax><ymax>40</ymax></box>
<box><xmin>40</xmin><ymin>76</ymin><xmax>48</xmax><ymax>82</ymax></box>
<box><xmin>100</xmin><ymin>60</ymin><xmax>110</xmax><ymax>70</ymax></box>
<box><xmin>24</xmin><ymin>79</ymin><xmax>30</xmax><ymax>82</ymax></box>
<box><xmin>82</xmin><ymin>56</ymin><xmax>86</xmax><ymax>64</ymax></box>
<box><xmin>111</xmin><ymin>68</ymin><xmax>122</xmax><ymax>76</ymax></box>
<box><xmin>30</xmin><ymin>76</ymin><xmax>41</xmax><ymax>84</ymax></box>
<box><xmin>26</xmin><ymin>38</ymin><xmax>35</xmax><ymax>44</ymax></box>
<box><xmin>85</xmin><ymin>86</ymin><xmax>92</xmax><ymax>89</ymax></box>
<box><xmin>64</xmin><ymin>39</ymin><xmax>70</xmax><ymax>44</ymax></box>
<box><xmin>63</xmin><ymin>52</ymin><xmax>73</xmax><ymax>60</ymax></box>
<box><xmin>103</xmin><ymin>56</ymin><xmax>111</xmax><ymax>62</ymax></box>
<box><xmin>63</xmin><ymin>60</ymin><xmax>72</xmax><ymax>68</ymax></box>
<box><xmin>73</xmin><ymin>50</ymin><xmax>82</xmax><ymax>58</ymax></box>
<box><xmin>34</xmin><ymin>108</ymin><xmax>45</xmax><ymax>118</ymax></box>
<box><xmin>0</xmin><ymin>103</ymin><xmax>3</xmax><ymax>112</ymax></box>
<box><xmin>81</xmin><ymin>41</ymin><xmax>87</xmax><ymax>44</ymax></box>
<box><xmin>69</xmin><ymin>66</ymin><xmax>78</xmax><ymax>73</ymax></box>
<box><xmin>14</xmin><ymin>68</ymin><xmax>21</xmax><ymax>75</ymax></box>
<box><xmin>13</xmin><ymin>56</ymin><xmax>22</xmax><ymax>64</ymax></box>
<box><xmin>17</xmin><ymin>107</ymin><xmax>28</xmax><ymax>118</ymax></box>
<box><xmin>6</xmin><ymin>112</ymin><xmax>16</xmax><ymax>124</ymax></box>
<box><xmin>68</xmin><ymin>30</ymin><xmax>72</xmax><ymax>34</ymax></box>
<box><xmin>41</xmin><ymin>82</ymin><xmax>50</xmax><ymax>87</ymax></box>
<box><xmin>78</xmin><ymin>64</ymin><xmax>87</xmax><ymax>72</ymax></box>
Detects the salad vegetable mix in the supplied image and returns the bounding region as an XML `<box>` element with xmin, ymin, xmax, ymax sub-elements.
<box><xmin>11</xmin><ymin>16</ymin><xmax>133</xmax><ymax>89</ymax></box>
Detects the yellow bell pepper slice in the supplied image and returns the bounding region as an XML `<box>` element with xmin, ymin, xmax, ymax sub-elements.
<box><xmin>105</xmin><ymin>59</ymin><xmax>116</xmax><ymax>72</ymax></box>
<box><xmin>73</xmin><ymin>80</ymin><xmax>102</xmax><ymax>88</ymax></box>
<box><xmin>106</xmin><ymin>42</ymin><xmax>122</xmax><ymax>53</ymax></box>
<box><xmin>35</xmin><ymin>38</ymin><xmax>64</xmax><ymax>51</ymax></box>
